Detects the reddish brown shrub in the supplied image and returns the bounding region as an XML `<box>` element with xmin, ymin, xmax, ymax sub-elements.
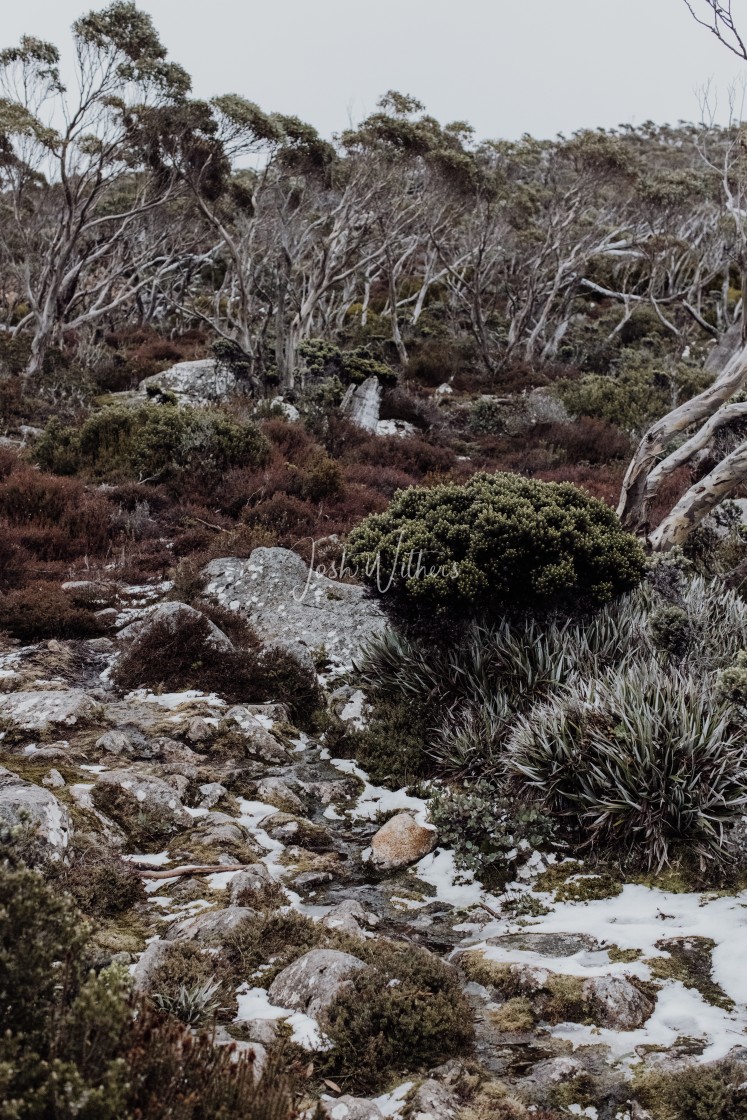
<box><xmin>0</xmin><ymin>582</ymin><xmax>108</xmax><ymax>641</ymax></box>
<box><xmin>0</xmin><ymin>462</ymin><xmax>113</xmax><ymax>561</ymax></box>
<box><xmin>539</xmin><ymin>417</ymin><xmax>632</xmax><ymax>464</ymax></box>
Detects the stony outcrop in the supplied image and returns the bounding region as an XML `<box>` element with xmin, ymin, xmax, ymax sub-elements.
<box><xmin>0</xmin><ymin>689</ymin><xmax>100</xmax><ymax>732</ymax></box>
<box><xmin>267</xmin><ymin>948</ymin><xmax>366</xmax><ymax>1018</ymax></box>
<box><xmin>340</xmin><ymin>376</ymin><xmax>381</xmax><ymax>432</ymax></box>
<box><xmin>138</xmin><ymin>359</ymin><xmax>244</xmax><ymax>405</ymax></box>
<box><xmin>0</xmin><ymin>767</ymin><xmax>72</xmax><ymax>857</ymax></box>
<box><xmin>204</xmin><ymin>547</ymin><xmax>387</xmax><ymax>667</ymax></box>
<box><xmin>117</xmin><ymin>601</ymin><xmax>234</xmax><ymax>652</ymax></box>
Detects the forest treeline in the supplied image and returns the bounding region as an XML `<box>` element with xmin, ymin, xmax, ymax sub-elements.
<box><xmin>1</xmin><ymin>1</ymin><xmax>745</xmax><ymax>388</ymax></box>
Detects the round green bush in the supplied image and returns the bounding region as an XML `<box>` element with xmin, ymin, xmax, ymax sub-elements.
<box><xmin>346</xmin><ymin>472</ymin><xmax>645</xmax><ymax>616</ymax></box>
<box><xmin>35</xmin><ymin>403</ymin><xmax>270</xmax><ymax>482</ymax></box>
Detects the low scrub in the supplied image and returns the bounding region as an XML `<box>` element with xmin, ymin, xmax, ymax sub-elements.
<box><xmin>0</xmin><ymin>852</ymin><xmax>296</xmax><ymax>1119</ymax></box>
<box><xmin>35</xmin><ymin>403</ymin><xmax>270</xmax><ymax>486</ymax></box>
<box><xmin>346</xmin><ymin>472</ymin><xmax>645</xmax><ymax>619</ymax></box>
<box><xmin>112</xmin><ymin>608</ymin><xmax>319</xmax><ymax>724</ymax></box>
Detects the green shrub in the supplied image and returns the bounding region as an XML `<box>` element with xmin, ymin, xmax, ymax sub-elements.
<box><xmin>635</xmin><ymin>1060</ymin><xmax>747</xmax><ymax>1120</ymax></box>
<box><xmin>557</xmin><ymin>352</ymin><xmax>712</xmax><ymax>434</ymax></box>
<box><xmin>0</xmin><ymin>856</ymin><xmax>295</xmax><ymax>1119</ymax></box>
<box><xmin>346</xmin><ymin>472</ymin><xmax>645</xmax><ymax>618</ymax></box>
<box><xmin>320</xmin><ymin>943</ymin><xmax>473</xmax><ymax>1093</ymax></box>
<box><xmin>35</xmin><ymin>404</ymin><xmax>270</xmax><ymax>484</ymax></box>
<box><xmin>428</xmin><ymin>779</ymin><xmax>557</xmax><ymax>888</ymax></box>
<box><xmin>508</xmin><ymin>662</ymin><xmax>747</xmax><ymax>869</ymax></box>
<box><xmin>60</xmin><ymin>852</ymin><xmax>146</xmax><ymax>917</ymax></box>
<box><xmin>296</xmin><ymin>339</ymin><xmax>398</xmax><ymax>386</ymax></box>
<box><xmin>337</xmin><ymin>697</ymin><xmax>432</xmax><ymax>786</ymax></box>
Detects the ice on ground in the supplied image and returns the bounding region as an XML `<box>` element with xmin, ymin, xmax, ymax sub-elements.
<box><xmin>330</xmin><ymin>757</ymin><xmax>433</xmax><ymax>826</ymax></box>
<box><xmin>469</xmin><ymin>881</ymin><xmax>747</xmax><ymax>1063</ymax></box>
<box><xmin>123</xmin><ymin>851</ymin><xmax>171</xmax><ymax>866</ymax></box>
<box><xmin>413</xmin><ymin>848</ymin><xmax>487</xmax><ymax>909</ymax></box>
<box><xmin>123</xmin><ymin>689</ymin><xmax>226</xmax><ymax>710</ymax></box>
<box><xmin>235</xmin><ymin>984</ymin><xmax>329</xmax><ymax>1050</ymax></box>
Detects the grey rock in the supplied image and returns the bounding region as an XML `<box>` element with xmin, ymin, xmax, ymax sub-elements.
<box><xmin>95</xmin><ymin>728</ymin><xmax>148</xmax><ymax>757</ymax></box>
<box><xmin>0</xmin><ymin>689</ymin><xmax>100</xmax><ymax>731</ymax></box>
<box><xmin>340</xmin><ymin>376</ymin><xmax>381</xmax><ymax>433</ymax></box>
<box><xmin>292</xmin><ymin>870</ymin><xmax>333</xmax><ymax>889</ymax></box>
<box><xmin>322</xmin><ymin>1097</ymin><xmax>383</xmax><ymax>1120</ymax></box>
<box><xmin>0</xmin><ymin>767</ymin><xmax>72</xmax><ymax>857</ymax></box>
<box><xmin>42</xmin><ymin>769</ymin><xmax>65</xmax><ymax>789</ymax></box>
<box><xmin>186</xmin><ymin>716</ymin><xmax>213</xmax><ymax>743</ymax></box>
<box><xmin>224</xmin><ymin>707</ymin><xmax>290</xmax><ymax>762</ymax></box>
<box><xmin>204</xmin><ymin>548</ymin><xmax>387</xmax><ymax>669</ymax></box>
<box><xmin>409</xmin><ymin>1079</ymin><xmax>458</xmax><ymax>1120</ymax></box>
<box><xmin>94</xmin><ymin>769</ymin><xmax>188</xmax><ymax>823</ymax></box>
<box><xmin>255</xmin><ymin>776</ymin><xmax>305</xmax><ymax>814</ymax></box>
<box><xmin>267</xmin><ymin>948</ymin><xmax>366</xmax><ymax>1019</ymax></box>
<box><xmin>486</xmin><ymin>932</ymin><xmax>602</xmax><ymax>957</ymax></box>
<box><xmin>370</xmin><ymin>812</ymin><xmax>438</xmax><ymax>871</ymax></box>
<box><xmin>138</xmin><ymin>359</ymin><xmax>244</xmax><ymax>405</ymax></box>
<box><xmin>229</xmin><ymin>865</ymin><xmax>273</xmax><ymax>904</ymax></box>
<box><xmin>131</xmin><ymin>939</ymin><xmax>172</xmax><ymax>992</ymax></box>
<box><xmin>519</xmin><ymin>1056</ymin><xmax>585</xmax><ymax>1095</ymax></box>
<box><xmin>165</xmin><ymin>906</ymin><xmax>256</xmax><ymax>943</ymax></box>
<box><xmin>322</xmin><ymin>899</ymin><xmax>378</xmax><ymax>939</ymax></box>
<box><xmin>198</xmin><ymin>782</ymin><xmax>227</xmax><ymax>809</ymax></box>
<box><xmin>582</xmin><ymin>974</ymin><xmax>654</xmax><ymax>1030</ymax></box>
<box><xmin>118</xmin><ymin>601</ymin><xmax>233</xmax><ymax>652</ymax></box>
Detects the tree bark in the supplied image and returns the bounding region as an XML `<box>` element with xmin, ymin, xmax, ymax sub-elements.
<box><xmin>649</xmin><ymin>438</ymin><xmax>747</xmax><ymax>549</ymax></box>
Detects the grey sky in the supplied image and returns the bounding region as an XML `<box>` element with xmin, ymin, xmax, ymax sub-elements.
<box><xmin>2</xmin><ymin>0</ymin><xmax>745</xmax><ymax>140</ymax></box>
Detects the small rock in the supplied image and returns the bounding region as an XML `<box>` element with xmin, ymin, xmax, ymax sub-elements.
<box><xmin>0</xmin><ymin>767</ymin><xmax>72</xmax><ymax>858</ymax></box>
<box><xmin>370</xmin><ymin>812</ymin><xmax>437</xmax><ymax>871</ymax></box>
<box><xmin>322</xmin><ymin>1097</ymin><xmax>383</xmax><ymax>1120</ymax></box>
<box><xmin>256</xmin><ymin>776</ymin><xmax>305</xmax><ymax>814</ymax></box>
<box><xmin>409</xmin><ymin>1079</ymin><xmax>458</xmax><ymax>1120</ymax></box>
<box><xmin>267</xmin><ymin>948</ymin><xmax>366</xmax><ymax>1019</ymax></box>
<box><xmin>118</xmin><ymin>601</ymin><xmax>234</xmax><ymax>652</ymax></box>
<box><xmin>96</xmin><ymin>728</ymin><xmax>147</xmax><ymax>756</ymax></box>
<box><xmin>198</xmin><ymin>782</ymin><xmax>227</xmax><ymax>809</ymax></box>
<box><xmin>165</xmin><ymin>906</ymin><xmax>257</xmax><ymax>943</ymax></box>
<box><xmin>42</xmin><ymin>769</ymin><xmax>65</xmax><ymax>789</ymax></box>
<box><xmin>229</xmin><ymin>865</ymin><xmax>272</xmax><ymax>904</ymax></box>
<box><xmin>583</xmin><ymin>974</ymin><xmax>654</xmax><ymax>1030</ymax></box>
<box><xmin>131</xmin><ymin>939</ymin><xmax>172</xmax><ymax>992</ymax></box>
<box><xmin>322</xmin><ymin>899</ymin><xmax>378</xmax><ymax>939</ymax></box>
<box><xmin>292</xmin><ymin>870</ymin><xmax>333</xmax><ymax>889</ymax></box>
<box><xmin>186</xmin><ymin>716</ymin><xmax>213</xmax><ymax>743</ymax></box>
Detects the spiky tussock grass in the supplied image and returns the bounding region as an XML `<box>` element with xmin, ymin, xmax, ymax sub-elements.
<box><xmin>507</xmin><ymin>661</ymin><xmax>747</xmax><ymax>869</ymax></box>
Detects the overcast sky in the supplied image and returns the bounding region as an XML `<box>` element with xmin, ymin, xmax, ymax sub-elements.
<box><xmin>2</xmin><ymin>0</ymin><xmax>745</xmax><ymax>140</ymax></box>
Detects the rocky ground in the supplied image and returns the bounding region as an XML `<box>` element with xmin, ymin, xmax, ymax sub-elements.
<box><xmin>2</xmin><ymin>548</ymin><xmax>747</xmax><ymax>1119</ymax></box>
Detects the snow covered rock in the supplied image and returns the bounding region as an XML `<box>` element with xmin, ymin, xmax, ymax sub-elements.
<box><xmin>138</xmin><ymin>359</ymin><xmax>243</xmax><ymax>405</ymax></box>
<box><xmin>0</xmin><ymin>767</ymin><xmax>72</xmax><ymax>857</ymax></box>
<box><xmin>0</xmin><ymin>689</ymin><xmax>100</xmax><ymax>732</ymax></box>
<box><xmin>267</xmin><ymin>948</ymin><xmax>365</xmax><ymax>1019</ymax></box>
<box><xmin>204</xmin><ymin>548</ymin><xmax>387</xmax><ymax>668</ymax></box>
<box><xmin>370</xmin><ymin>811</ymin><xmax>437</xmax><ymax>870</ymax></box>
<box><xmin>340</xmin><ymin>376</ymin><xmax>381</xmax><ymax>432</ymax></box>
<box><xmin>117</xmin><ymin>601</ymin><xmax>234</xmax><ymax>652</ymax></box>
<box><xmin>582</xmin><ymin>974</ymin><xmax>654</xmax><ymax>1030</ymax></box>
